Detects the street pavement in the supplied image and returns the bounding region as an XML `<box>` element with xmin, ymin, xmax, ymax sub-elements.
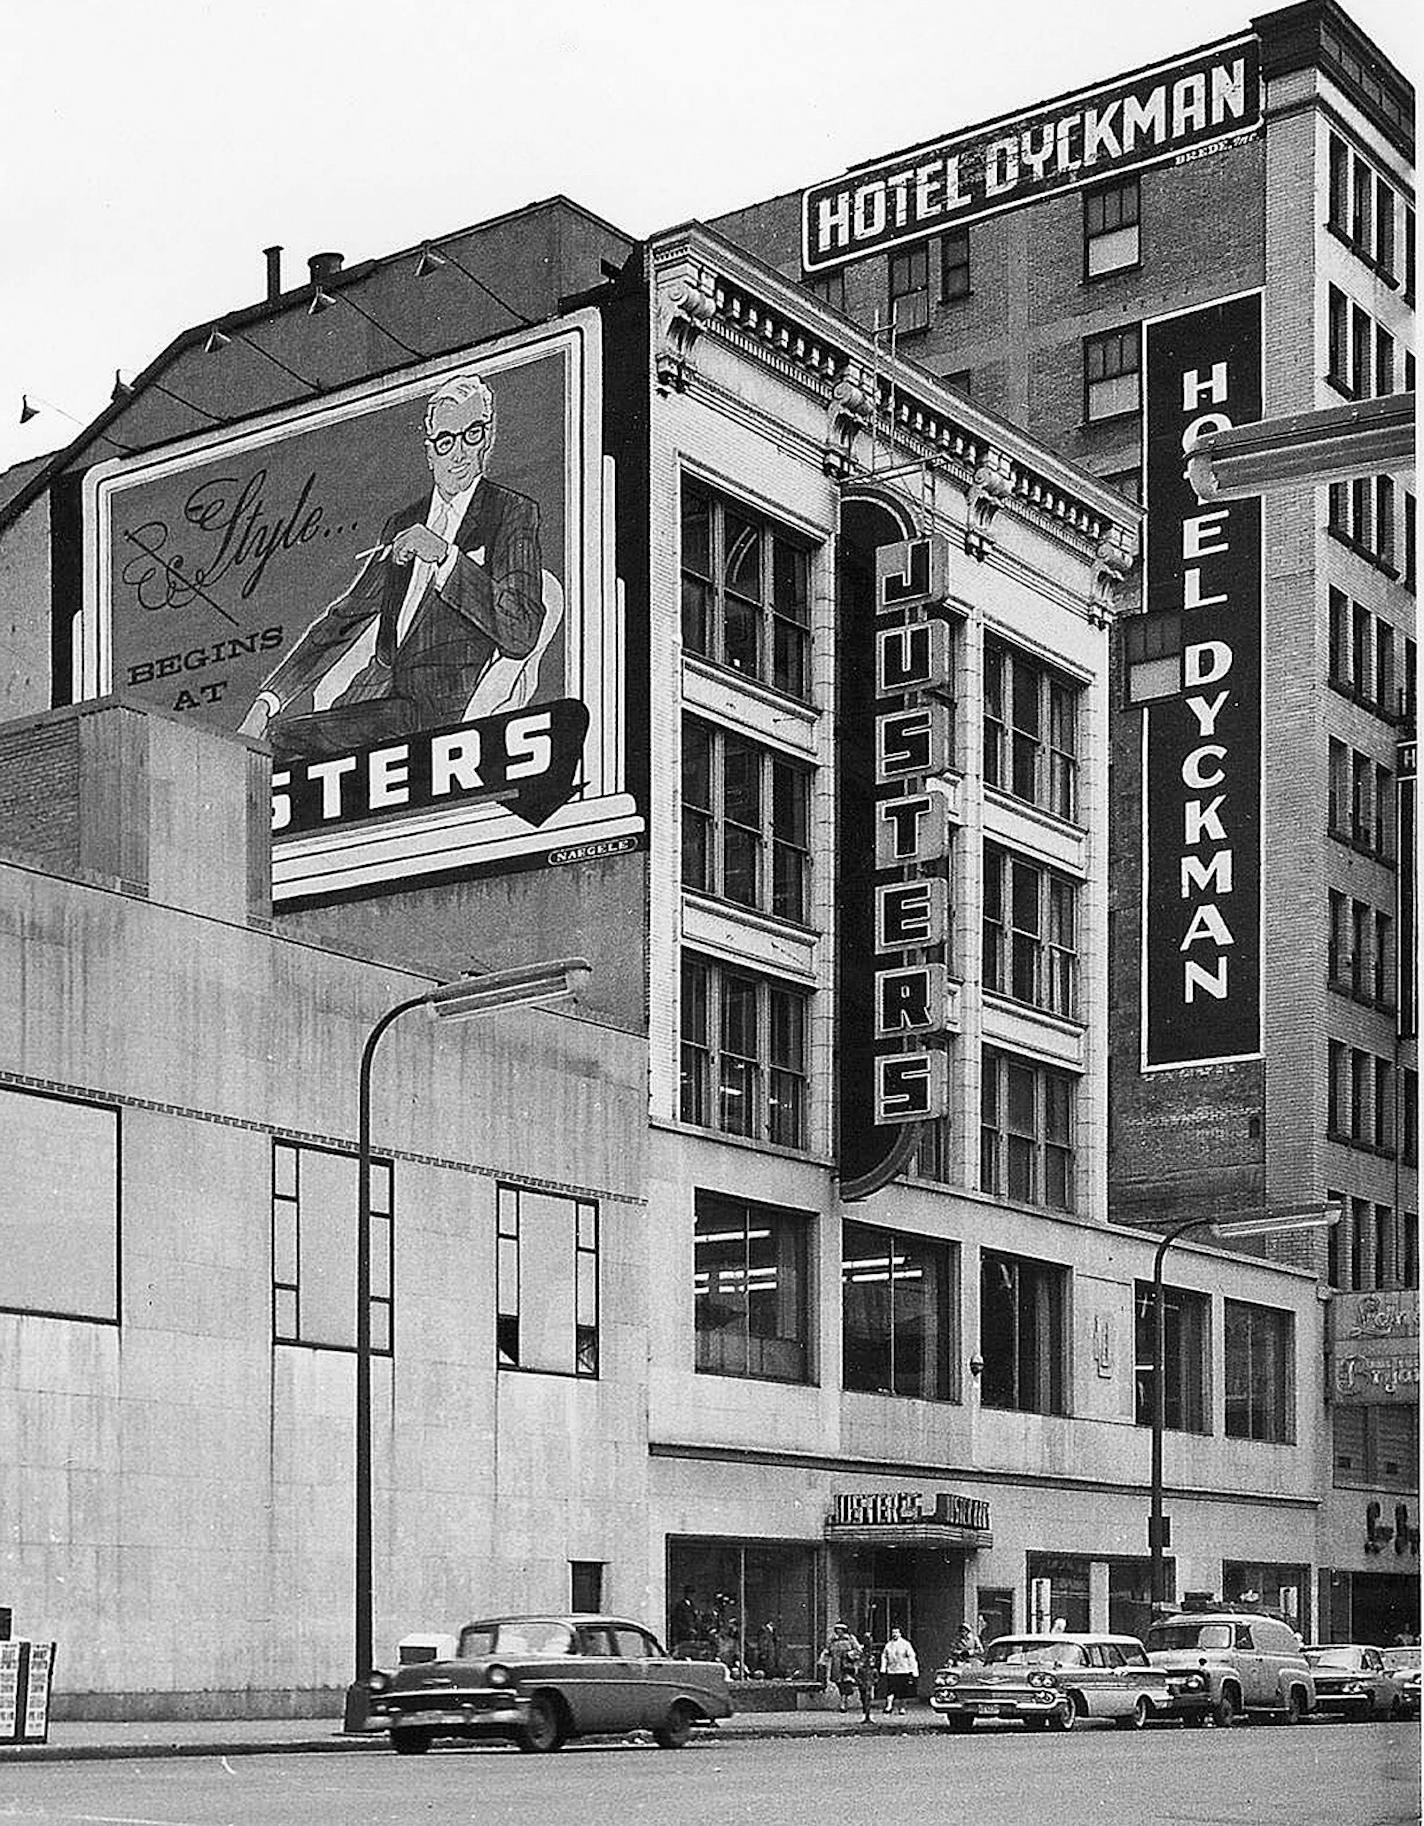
<box><xmin>0</xmin><ymin>1715</ymin><xmax>1416</xmax><ymax>1826</ymax></box>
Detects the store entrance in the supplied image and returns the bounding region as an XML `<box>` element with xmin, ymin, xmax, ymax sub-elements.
<box><xmin>859</xmin><ymin>1586</ymin><xmax>912</xmax><ymax>1646</ymax></box>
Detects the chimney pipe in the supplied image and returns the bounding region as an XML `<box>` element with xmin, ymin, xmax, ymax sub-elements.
<box><xmin>308</xmin><ymin>251</ymin><xmax>344</xmax><ymax>286</ymax></box>
<box><xmin>263</xmin><ymin>245</ymin><xmax>282</xmax><ymax>303</ymax></box>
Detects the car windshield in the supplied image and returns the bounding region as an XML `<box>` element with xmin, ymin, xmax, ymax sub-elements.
<box><xmin>1147</xmin><ymin>1622</ymin><xmax>1233</xmax><ymax>1652</ymax></box>
<box><xmin>1380</xmin><ymin>1648</ymin><xmax>1419</xmax><ymax>1670</ymax></box>
<box><xmin>458</xmin><ymin>1622</ymin><xmax>576</xmax><ymax>1658</ymax></box>
<box><xmin>984</xmin><ymin>1640</ymin><xmax>1086</xmax><ymax>1668</ymax></box>
<box><xmin>1306</xmin><ymin>1648</ymin><xmax>1360</xmax><ymax>1669</ymax></box>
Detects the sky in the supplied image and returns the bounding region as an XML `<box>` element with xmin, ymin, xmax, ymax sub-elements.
<box><xmin>0</xmin><ymin>0</ymin><xmax>1415</xmax><ymax>479</ymax></box>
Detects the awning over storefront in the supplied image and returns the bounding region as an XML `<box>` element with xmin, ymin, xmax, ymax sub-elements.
<box><xmin>824</xmin><ymin>1489</ymin><xmax>993</xmax><ymax>1551</ymax></box>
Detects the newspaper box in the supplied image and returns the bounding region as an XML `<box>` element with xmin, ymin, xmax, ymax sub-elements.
<box><xmin>0</xmin><ymin>1642</ymin><xmax>56</xmax><ymax>1744</ymax></box>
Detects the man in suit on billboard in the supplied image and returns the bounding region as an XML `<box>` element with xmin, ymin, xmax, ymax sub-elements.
<box><xmin>239</xmin><ymin>371</ymin><xmax>547</xmax><ymax>758</ymax></box>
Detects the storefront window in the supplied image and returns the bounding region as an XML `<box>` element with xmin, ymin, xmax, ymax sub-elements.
<box><xmin>666</xmin><ymin>1538</ymin><xmax>818</xmax><ymax>1681</ymax></box>
<box><xmin>1222</xmin><ymin>1562</ymin><xmax>1309</xmax><ymax>1636</ymax></box>
<box><xmin>694</xmin><ymin>1192</ymin><xmax>811</xmax><ymax>1383</ymax></box>
<box><xmin>1026</xmin><ymin>1553</ymin><xmax>1090</xmax><ymax>1633</ymax></box>
<box><xmin>1107</xmin><ymin>1556</ymin><xmax>1164</xmax><ymax>1644</ymax></box>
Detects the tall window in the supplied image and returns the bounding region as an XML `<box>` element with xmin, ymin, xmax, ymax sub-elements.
<box><xmin>1084</xmin><ymin>326</ymin><xmax>1140</xmax><ymax>421</ymax></box>
<box><xmin>980</xmin><ymin>1249</ymin><xmax>1067</xmax><ymax>1415</ymax></box>
<box><xmin>694</xmin><ymin>1193</ymin><xmax>809</xmax><ymax>1382</ymax></box>
<box><xmin>983</xmin><ymin>638</ymin><xmax>1080</xmax><ymax>820</ymax></box>
<box><xmin>273</xmin><ymin>1141</ymin><xmax>392</xmax><ymax>1353</ymax></box>
<box><xmin>1084</xmin><ymin>178</ymin><xmax>1140</xmax><ymax>277</ymax></box>
<box><xmin>1224</xmin><ymin>1299</ymin><xmax>1291</xmax><ymax>1443</ymax></box>
<box><xmin>942</xmin><ymin>230</ymin><xmax>971</xmax><ymax>301</ymax></box>
<box><xmin>681</xmin><ymin>482</ymin><xmax>813</xmax><ymax>698</ymax></box>
<box><xmin>496</xmin><ymin>1185</ymin><xmax>598</xmax><ymax>1377</ymax></box>
<box><xmin>804</xmin><ymin>267</ymin><xmax>846</xmax><ymax>313</ymax></box>
<box><xmin>842</xmin><ymin>1222</ymin><xmax>959</xmax><ymax>1402</ymax></box>
<box><xmin>682</xmin><ymin>718</ymin><xmax>811</xmax><ymax>922</ymax></box>
<box><xmin>980</xmin><ymin>1047</ymin><xmax>1076</xmax><ymax>1211</ymax></box>
<box><xmin>1134</xmin><ymin>1281</ymin><xmax>1208</xmax><ymax>1433</ymax></box>
<box><xmin>681</xmin><ymin>954</ymin><xmax>809</xmax><ymax>1148</ymax></box>
<box><xmin>888</xmin><ymin>245</ymin><xmax>930</xmax><ymax>331</ymax></box>
<box><xmin>983</xmin><ymin>841</ymin><xmax>1079</xmax><ymax>1018</ymax></box>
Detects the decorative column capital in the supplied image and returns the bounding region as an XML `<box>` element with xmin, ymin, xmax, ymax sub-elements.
<box><xmin>823</xmin><ymin>363</ymin><xmax>875</xmax><ymax>479</ymax></box>
<box><xmin>1089</xmin><ymin>525</ymin><xmax>1138</xmax><ymax>624</ymax></box>
<box><xmin>654</xmin><ymin>260</ymin><xmax>719</xmax><ymax>395</ymax></box>
<box><xmin>965</xmin><ymin>448</ymin><xmax>1015</xmax><ymax>560</ymax></box>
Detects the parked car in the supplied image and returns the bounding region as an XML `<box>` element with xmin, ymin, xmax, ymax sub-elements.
<box><xmin>1305</xmin><ymin>1644</ymin><xmax>1404</xmax><ymax>1720</ymax></box>
<box><xmin>1378</xmin><ymin>1647</ymin><xmax>1421</xmax><ymax>1717</ymax></box>
<box><xmin>929</xmin><ymin>1632</ymin><xmax>1173</xmax><ymax>1732</ymax></box>
<box><xmin>368</xmin><ymin>1614</ymin><xmax>733</xmax><ymax>1754</ymax></box>
<box><xmin>1145</xmin><ymin>1610</ymin><xmax>1315</xmax><ymax>1726</ymax></box>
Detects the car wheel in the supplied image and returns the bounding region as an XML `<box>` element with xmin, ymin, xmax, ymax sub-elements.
<box><xmin>1209</xmin><ymin>1688</ymin><xmax>1238</xmax><ymax>1729</ymax></box>
<box><xmin>944</xmin><ymin>1714</ymin><xmax>975</xmax><ymax>1733</ymax></box>
<box><xmin>518</xmin><ymin>1694</ymin><xmax>565</xmax><ymax>1754</ymax></box>
<box><xmin>1047</xmin><ymin>1690</ymin><xmax>1080</xmax><ymax>1732</ymax></box>
<box><xmin>390</xmin><ymin>1728</ymin><xmax>431</xmax><ymax>1756</ymax></box>
<box><xmin>653</xmin><ymin>1700</ymin><xmax>698</xmax><ymax>1750</ymax></box>
<box><xmin>1116</xmin><ymin>1696</ymin><xmax>1150</xmax><ymax>1731</ymax></box>
<box><xmin>1281</xmin><ymin>1688</ymin><xmax>1304</xmax><ymax>1726</ymax></box>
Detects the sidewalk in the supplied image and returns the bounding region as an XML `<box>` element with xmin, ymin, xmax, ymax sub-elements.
<box><xmin>2</xmin><ymin>1706</ymin><xmax>944</xmax><ymax>1764</ymax></box>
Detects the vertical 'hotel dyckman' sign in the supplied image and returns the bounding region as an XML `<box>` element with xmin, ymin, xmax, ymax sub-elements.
<box><xmin>1141</xmin><ymin>293</ymin><xmax>1263</xmax><ymax>1068</ymax></box>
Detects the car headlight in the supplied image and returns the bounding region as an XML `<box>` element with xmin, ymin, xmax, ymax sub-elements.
<box><xmin>1345</xmin><ymin>1681</ymin><xmax>1367</xmax><ymax>1694</ymax></box>
<box><xmin>936</xmin><ymin>1672</ymin><xmax>960</xmax><ymax>1687</ymax></box>
<box><xmin>1173</xmin><ymin>1675</ymin><xmax>1203</xmax><ymax>1692</ymax></box>
<box><xmin>1029</xmin><ymin>1672</ymin><xmax>1056</xmax><ymax>1688</ymax></box>
<box><xmin>485</xmin><ymin>1663</ymin><xmax>511</xmax><ymax>1688</ymax></box>
<box><xmin>366</xmin><ymin>1671</ymin><xmax>391</xmax><ymax>1694</ymax></box>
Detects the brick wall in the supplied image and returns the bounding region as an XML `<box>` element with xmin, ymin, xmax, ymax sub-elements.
<box><xmin>0</xmin><ymin>717</ymin><xmax>80</xmax><ymax>871</ymax></box>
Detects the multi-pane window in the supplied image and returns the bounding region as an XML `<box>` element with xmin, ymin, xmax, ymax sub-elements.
<box><xmin>983</xmin><ymin>841</ymin><xmax>1078</xmax><ymax>1018</ymax></box>
<box><xmin>1328</xmin><ymin>889</ymin><xmax>1392</xmax><ymax>1007</ymax></box>
<box><xmin>983</xmin><ymin>638</ymin><xmax>1080</xmax><ymax>820</ymax></box>
<box><xmin>681</xmin><ymin>954</ymin><xmax>809</xmax><ymax>1148</ymax></box>
<box><xmin>1328</xmin><ymin>738</ymin><xmax>1393</xmax><ymax>861</ymax></box>
<box><xmin>842</xmin><ymin>1222</ymin><xmax>959</xmax><ymax>1402</ymax></box>
<box><xmin>1134</xmin><ymin>1281</ymin><xmax>1208</xmax><ymax>1433</ymax></box>
<box><xmin>804</xmin><ymin>267</ymin><xmax>847</xmax><ymax>313</ymax></box>
<box><xmin>682</xmin><ymin>718</ymin><xmax>810</xmax><ymax>923</ymax></box>
<box><xmin>980</xmin><ymin>1046</ymin><xmax>1075</xmax><ymax>1211</ymax></box>
<box><xmin>980</xmin><ymin>1249</ymin><xmax>1067</xmax><ymax>1415</ymax></box>
<box><xmin>273</xmin><ymin>1141</ymin><xmax>391</xmax><ymax>1353</ymax></box>
<box><xmin>681</xmin><ymin>483</ymin><xmax>813</xmax><ymax>699</ymax></box>
<box><xmin>942</xmin><ymin>230</ymin><xmax>971</xmax><ymax>301</ymax></box>
<box><xmin>1329</xmin><ymin>473</ymin><xmax>1402</xmax><ymax>568</ymax></box>
<box><xmin>1327</xmin><ymin>132</ymin><xmax>1400</xmax><ymax>282</ymax></box>
<box><xmin>1084</xmin><ymin>327</ymin><xmax>1140</xmax><ymax>421</ymax></box>
<box><xmin>1224</xmin><ymin>1299</ymin><xmax>1292</xmax><ymax>1443</ymax></box>
<box><xmin>694</xmin><ymin>1192</ymin><xmax>809</xmax><ymax>1383</ymax></box>
<box><xmin>1334</xmin><ymin>1404</ymin><xmax>1418</xmax><ymax>1491</ymax></box>
<box><xmin>1327</xmin><ymin>289</ymin><xmax>1400</xmax><ymax>400</ymax></box>
<box><xmin>1330</xmin><ymin>589</ymin><xmax>1399</xmax><ymax>721</ymax></box>
<box><xmin>1324</xmin><ymin>1042</ymin><xmax>1405</xmax><ymax>1158</ymax></box>
<box><xmin>496</xmin><ymin>1184</ymin><xmax>598</xmax><ymax>1377</ymax></box>
<box><xmin>1084</xmin><ymin>178</ymin><xmax>1140</xmax><ymax>277</ymax></box>
<box><xmin>888</xmin><ymin>245</ymin><xmax>930</xmax><ymax>331</ymax></box>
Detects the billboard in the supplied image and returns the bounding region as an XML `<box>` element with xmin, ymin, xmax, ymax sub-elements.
<box><xmin>80</xmin><ymin>310</ymin><xmax>641</xmax><ymax>900</ymax></box>
<box><xmin>802</xmin><ymin>36</ymin><xmax>1260</xmax><ymax>272</ymax></box>
<box><xmin>1140</xmin><ymin>293</ymin><xmax>1263</xmax><ymax>1069</ymax></box>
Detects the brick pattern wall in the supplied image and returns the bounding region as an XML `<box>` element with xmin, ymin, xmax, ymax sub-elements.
<box><xmin>0</xmin><ymin>719</ymin><xmax>80</xmax><ymax>871</ymax></box>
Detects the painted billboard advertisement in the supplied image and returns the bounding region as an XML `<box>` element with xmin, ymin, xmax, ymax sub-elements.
<box><xmin>80</xmin><ymin>310</ymin><xmax>641</xmax><ymax>900</ymax></box>
<box><xmin>1140</xmin><ymin>292</ymin><xmax>1263</xmax><ymax>1068</ymax></box>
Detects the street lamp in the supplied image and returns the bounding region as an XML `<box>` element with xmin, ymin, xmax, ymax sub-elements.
<box><xmin>1146</xmin><ymin>1201</ymin><xmax>1342</xmax><ymax>1620</ymax></box>
<box><xmin>345</xmin><ymin>957</ymin><xmax>592</xmax><ymax>1728</ymax></box>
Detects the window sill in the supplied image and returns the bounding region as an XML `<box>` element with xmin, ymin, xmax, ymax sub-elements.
<box><xmin>1082</xmin><ymin>258</ymin><xmax>1143</xmax><ymax>285</ymax></box>
<box><xmin>1324</xmin><ymin>221</ymin><xmax>1400</xmax><ymax>288</ymax></box>
<box><xmin>1326</xmin><ymin>526</ymin><xmax>1401</xmax><ymax>580</ymax></box>
<box><xmin>695</xmin><ymin>1363</ymin><xmax>816</xmax><ymax>1389</ymax></box>
<box><xmin>662</xmin><ymin>1116</ymin><xmax>828</xmax><ymax>1167</ymax></box>
<box><xmin>1325</xmin><ymin>372</ymin><xmax>1358</xmax><ymax>404</ymax></box>
<box><xmin>682</xmin><ymin>651</ymin><xmax>820</xmax><ymax>725</ymax></box>
<box><xmin>982</xmin><ymin>986</ymin><xmax>1084</xmax><ymax>1033</ymax></box>
<box><xmin>1080</xmin><ymin>407</ymin><xmax>1141</xmax><ymax>431</ymax></box>
<box><xmin>1327</xmin><ymin>828</ymin><xmax>1396</xmax><ymax>869</ymax></box>
<box><xmin>1326</xmin><ymin>676</ymin><xmax>1403</xmax><ymax>727</ymax></box>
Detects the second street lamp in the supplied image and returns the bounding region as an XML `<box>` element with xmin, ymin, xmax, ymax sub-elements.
<box><xmin>1147</xmin><ymin>1201</ymin><xmax>1342</xmax><ymax>1620</ymax></box>
<box><xmin>346</xmin><ymin>957</ymin><xmax>592</xmax><ymax>1729</ymax></box>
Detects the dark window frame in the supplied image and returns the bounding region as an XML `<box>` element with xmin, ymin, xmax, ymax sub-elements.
<box><xmin>1223</xmin><ymin>1298</ymin><xmax>1293</xmax><ymax>1444</ymax></box>
<box><xmin>694</xmin><ymin>1191</ymin><xmax>812</xmax><ymax>1385</ymax></box>
<box><xmin>1083</xmin><ymin>325</ymin><xmax>1141</xmax><ymax>423</ymax></box>
<box><xmin>272</xmin><ymin>1139</ymin><xmax>393</xmax><ymax>1356</ymax></box>
<box><xmin>1083</xmin><ymin>176</ymin><xmax>1141</xmax><ymax>280</ymax></box>
<box><xmin>980</xmin><ymin>1046</ymin><xmax>1077</xmax><ymax>1213</ymax></box>
<box><xmin>980</xmin><ymin>1248</ymin><xmax>1068</xmax><ymax>1416</ymax></box>
<box><xmin>682</xmin><ymin>716</ymin><xmax>812</xmax><ymax>925</ymax></box>
<box><xmin>680</xmin><ymin>953</ymin><xmax>810</xmax><ymax>1150</ymax></box>
<box><xmin>680</xmin><ymin>481</ymin><xmax>814</xmax><ymax>701</ymax></box>
<box><xmin>842</xmin><ymin>1220</ymin><xmax>961</xmax><ymax>1403</ymax></box>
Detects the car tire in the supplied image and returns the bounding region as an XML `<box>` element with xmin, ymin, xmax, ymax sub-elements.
<box><xmin>1281</xmin><ymin>1688</ymin><xmax>1304</xmax><ymax>1726</ymax></box>
<box><xmin>944</xmin><ymin>1714</ymin><xmax>975</xmax><ymax>1733</ymax></box>
<box><xmin>1116</xmin><ymin>1696</ymin><xmax>1150</xmax><ymax>1731</ymax></box>
<box><xmin>1209</xmin><ymin>1688</ymin><xmax>1238</xmax><ymax>1729</ymax></box>
<box><xmin>518</xmin><ymin>1694</ymin><xmax>566</xmax><ymax>1754</ymax></box>
<box><xmin>390</xmin><ymin>1728</ymin><xmax>432</xmax><ymax>1756</ymax></box>
<box><xmin>1047</xmin><ymin>1690</ymin><xmax>1080</xmax><ymax>1733</ymax></box>
<box><xmin>653</xmin><ymin>1700</ymin><xmax>698</xmax><ymax>1750</ymax></box>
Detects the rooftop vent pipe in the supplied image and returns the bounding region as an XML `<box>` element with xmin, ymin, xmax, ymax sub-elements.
<box><xmin>263</xmin><ymin>245</ymin><xmax>283</xmax><ymax>302</ymax></box>
<box><xmin>308</xmin><ymin>251</ymin><xmax>344</xmax><ymax>285</ymax></box>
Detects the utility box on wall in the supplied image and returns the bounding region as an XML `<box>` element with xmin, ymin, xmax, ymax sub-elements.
<box><xmin>0</xmin><ymin>1641</ymin><xmax>56</xmax><ymax>1743</ymax></box>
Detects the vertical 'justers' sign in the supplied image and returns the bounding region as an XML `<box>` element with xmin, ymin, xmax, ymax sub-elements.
<box><xmin>1141</xmin><ymin>294</ymin><xmax>1263</xmax><ymax>1067</ymax></box>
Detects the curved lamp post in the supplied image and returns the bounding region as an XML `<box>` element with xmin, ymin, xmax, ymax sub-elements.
<box><xmin>1147</xmin><ymin>1201</ymin><xmax>1342</xmax><ymax>1618</ymax></box>
<box><xmin>346</xmin><ymin>958</ymin><xmax>592</xmax><ymax>1725</ymax></box>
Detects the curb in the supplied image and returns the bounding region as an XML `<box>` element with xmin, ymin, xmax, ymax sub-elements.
<box><xmin>0</xmin><ymin>1718</ymin><xmax>945</xmax><ymax>1765</ymax></box>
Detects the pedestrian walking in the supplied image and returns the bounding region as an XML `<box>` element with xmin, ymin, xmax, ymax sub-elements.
<box><xmin>879</xmin><ymin>1625</ymin><xmax>919</xmax><ymax>1715</ymax></box>
<box><xmin>819</xmin><ymin>1621</ymin><xmax>864</xmax><ymax>1713</ymax></box>
<box><xmin>854</xmin><ymin>1641</ymin><xmax>877</xmax><ymax>1721</ymax></box>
